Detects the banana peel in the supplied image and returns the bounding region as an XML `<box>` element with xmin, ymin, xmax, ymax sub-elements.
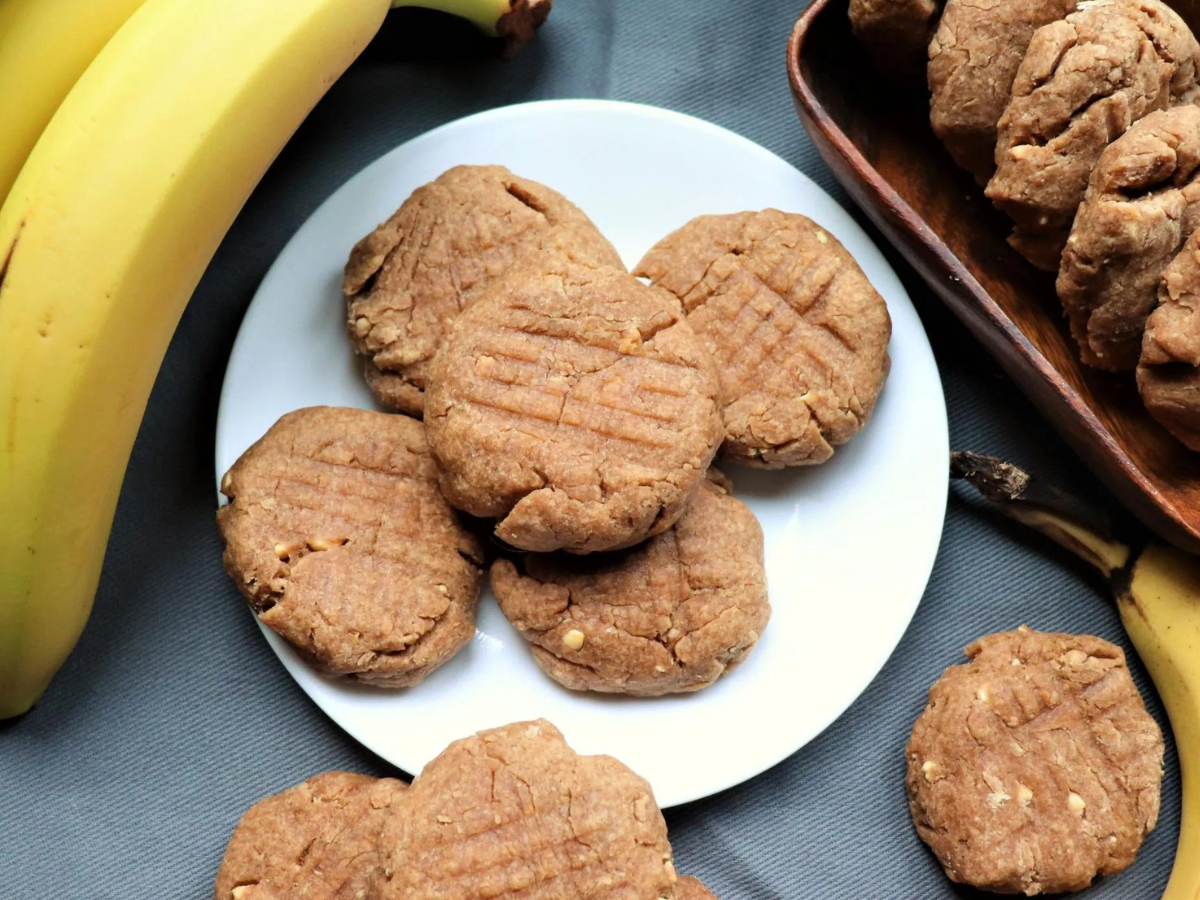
<box><xmin>952</xmin><ymin>450</ymin><xmax>1200</xmax><ymax>900</ymax></box>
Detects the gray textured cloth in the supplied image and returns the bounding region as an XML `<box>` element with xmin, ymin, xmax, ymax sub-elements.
<box><xmin>0</xmin><ymin>1</ymin><xmax>1177</xmax><ymax>897</ymax></box>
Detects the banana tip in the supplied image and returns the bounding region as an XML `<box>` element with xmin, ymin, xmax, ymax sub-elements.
<box><xmin>497</xmin><ymin>0</ymin><xmax>552</xmax><ymax>56</ymax></box>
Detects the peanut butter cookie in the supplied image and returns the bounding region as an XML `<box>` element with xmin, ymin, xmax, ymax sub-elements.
<box><xmin>373</xmin><ymin>720</ymin><xmax>676</xmax><ymax>900</ymax></box>
<box><xmin>928</xmin><ymin>0</ymin><xmax>1078</xmax><ymax>184</ymax></box>
<box><xmin>491</xmin><ymin>471</ymin><xmax>769</xmax><ymax>697</ymax></box>
<box><xmin>217</xmin><ymin>406</ymin><xmax>484</xmax><ymax>687</ymax></box>
<box><xmin>424</xmin><ymin>252</ymin><xmax>723</xmax><ymax>554</ymax></box>
<box><xmin>1059</xmin><ymin>106</ymin><xmax>1200</xmax><ymax>371</ymax></box>
<box><xmin>849</xmin><ymin>0</ymin><xmax>939</xmax><ymax>77</ymax></box>
<box><xmin>675</xmin><ymin>877</ymin><xmax>719</xmax><ymax>900</ymax></box>
<box><xmin>344</xmin><ymin>165</ymin><xmax>623</xmax><ymax>415</ymax></box>
<box><xmin>634</xmin><ymin>209</ymin><xmax>891</xmax><ymax>468</ymax></box>
<box><xmin>986</xmin><ymin>0</ymin><xmax>1200</xmax><ymax>271</ymax></box>
<box><xmin>1139</xmin><ymin>227</ymin><xmax>1200</xmax><ymax>447</ymax></box>
<box><xmin>214</xmin><ymin>772</ymin><xmax>407</xmax><ymax>900</ymax></box>
<box><xmin>906</xmin><ymin>627</ymin><xmax>1163</xmax><ymax>895</ymax></box>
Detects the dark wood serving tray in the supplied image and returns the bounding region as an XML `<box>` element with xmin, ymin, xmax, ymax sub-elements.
<box><xmin>788</xmin><ymin>0</ymin><xmax>1200</xmax><ymax>552</ymax></box>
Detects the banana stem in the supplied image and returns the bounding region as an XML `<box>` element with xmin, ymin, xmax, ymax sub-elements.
<box><xmin>389</xmin><ymin>0</ymin><xmax>550</xmax><ymax>49</ymax></box>
<box><xmin>950</xmin><ymin>451</ymin><xmax>1132</xmax><ymax>578</ymax></box>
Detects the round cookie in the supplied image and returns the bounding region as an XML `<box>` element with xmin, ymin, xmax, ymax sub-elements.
<box><xmin>906</xmin><ymin>627</ymin><xmax>1163</xmax><ymax>895</ymax></box>
<box><xmin>675</xmin><ymin>877</ymin><xmax>719</xmax><ymax>900</ymax></box>
<box><xmin>491</xmin><ymin>471</ymin><xmax>769</xmax><ymax>696</ymax></box>
<box><xmin>928</xmin><ymin>0</ymin><xmax>1078</xmax><ymax>184</ymax></box>
<box><xmin>634</xmin><ymin>209</ymin><xmax>891</xmax><ymax>468</ymax></box>
<box><xmin>217</xmin><ymin>406</ymin><xmax>485</xmax><ymax>687</ymax></box>
<box><xmin>1139</xmin><ymin>227</ymin><xmax>1200</xmax><ymax>448</ymax></box>
<box><xmin>1059</xmin><ymin>106</ymin><xmax>1200</xmax><ymax>371</ymax></box>
<box><xmin>424</xmin><ymin>252</ymin><xmax>723</xmax><ymax>554</ymax></box>
<box><xmin>372</xmin><ymin>719</ymin><xmax>676</xmax><ymax>900</ymax></box>
<box><xmin>848</xmin><ymin>0</ymin><xmax>939</xmax><ymax>77</ymax></box>
<box><xmin>214</xmin><ymin>772</ymin><xmax>407</xmax><ymax>900</ymax></box>
<box><xmin>986</xmin><ymin>0</ymin><xmax>1200</xmax><ymax>271</ymax></box>
<box><xmin>343</xmin><ymin>164</ymin><xmax>623</xmax><ymax>416</ymax></box>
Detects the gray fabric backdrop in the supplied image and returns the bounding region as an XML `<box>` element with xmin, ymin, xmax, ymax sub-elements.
<box><xmin>0</xmin><ymin>1</ymin><xmax>1177</xmax><ymax>896</ymax></box>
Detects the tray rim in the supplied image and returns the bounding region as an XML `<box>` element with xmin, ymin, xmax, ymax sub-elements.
<box><xmin>786</xmin><ymin>0</ymin><xmax>1196</xmax><ymax>552</ymax></box>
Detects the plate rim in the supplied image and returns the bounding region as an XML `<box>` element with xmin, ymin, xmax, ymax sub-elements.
<box><xmin>215</xmin><ymin>97</ymin><xmax>950</xmax><ymax>806</ymax></box>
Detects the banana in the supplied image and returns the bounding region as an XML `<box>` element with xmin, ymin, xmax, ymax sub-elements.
<box><xmin>0</xmin><ymin>0</ymin><xmax>550</xmax><ymax>719</ymax></box>
<box><xmin>0</xmin><ymin>0</ymin><xmax>150</xmax><ymax>206</ymax></box>
<box><xmin>951</xmin><ymin>451</ymin><xmax>1200</xmax><ymax>900</ymax></box>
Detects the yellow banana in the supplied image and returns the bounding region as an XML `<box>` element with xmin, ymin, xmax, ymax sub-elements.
<box><xmin>0</xmin><ymin>0</ymin><xmax>549</xmax><ymax>719</ymax></box>
<box><xmin>952</xmin><ymin>451</ymin><xmax>1200</xmax><ymax>900</ymax></box>
<box><xmin>0</xmin><ymin>0</ymin><xmax>149</xmax><ymax>205</ymax></box>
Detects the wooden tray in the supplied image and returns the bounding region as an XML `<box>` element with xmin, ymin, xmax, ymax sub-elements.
<box><xmin>788</xmin><ymin>0</ymin><xmax>1200</xmax><ymax>552</ymax></box>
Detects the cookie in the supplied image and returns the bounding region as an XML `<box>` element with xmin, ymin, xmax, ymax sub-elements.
<box><xmin>344</xmin><ymin>165</ymin><xmax>623</xmax><ymax>416</ymax></box>
<box><xmin>634</xmin><ymin>209</ymin><xmax>891</xmax><ymax>468</ymax></box>
<box><xmin>1139</xmin><ymin>227</ymin><xmax>1200</xmax><ymax>447</ymax></box>
<box><xmin>1059</xmin><ymin>106</ymin><xmax>1200</xmax><ymax>371</ymax></box>
<box><xmin>424</xmin><ymin>252</ymin><xmax>723</xmax><ymax>554</ymax></box>
<box><xmin>675</xmin><ymin>877</ymin><xmax>719</xmax><ymax>900</ymax></box>
<box><xmin>849</xmin><ymin>0</ymin><xmax>939</xmax><ymax>77</ymax></box>
<box><xmin>986</xmin><ymin>0</ymin><xmax>1200</xmax><ymax>272</ymax></box>
<box><xmin>373</xmin><ymin>719</ymin><xmax>676</xmax><ymax>900</ymax></box>
<box><xmin>928</xmin><ymin>0</ymin><xmax>1078</xmax><ymax>184</ymax></box>
<box><xmin>491</xmin><ymin>471</ymin><xmax>769</xmax><ymax>697</ymax></box>
<box><xmin>906</xmin><ymin>627</ymin><xmax>1163</xmax><ymax>895</ymax></box>
<box><xmin>217</xmin><ymin>406</ymin><xmax>485</xmax><ymax>687</ymax></box>
<box><xmin>214</xmin><ymin>772</ymin><xmax>407</xmax><ymax>900</ymax></box>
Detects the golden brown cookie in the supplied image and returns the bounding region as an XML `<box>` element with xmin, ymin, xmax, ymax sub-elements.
<box><xmin>986</xmin><ymin>0</ymin><xmax>1200</xmax><ymax>271</ymax></box>
<box><xmin>1059</xmin><ymin>106</ymin><xmax>1200</xmax><ymax>371</ymax></box>
<box><xmin>491</xmin><ymin>471</ymin><xmax>769</xmax><ymax>697</ymax></box>
<box><xmin>372</xmin><ymin>719</ymin><xmax>676</xmax><ymax>900</ymax></box>
<box><xmin>675</xmin><ymin>877</ymin><xmax>719</xmax><ymax>900</ymax></box>
<box><xmin>424</xmin><ymin>252</ymin><xmax>723</xmax><ymax>554</ymax></box>
<box><xmin>906</xmin><ymin>627</ymin><xmax>1164</xmax><ymax>895</ymax></box>
<box><xmin>849</xmin><ymin>0</ymin><xmax>939</xmax><ymax>77</ymax></box>
<box><xmin>214</xmin><ymin>772</ymin><xmax>407</xmax><ymax>900</ymax></box>
<box><xmin>217</xmin><ymin>406</ymin><xmax>484</xmax><ymax>687</ymax></box>
<box><xmin>343</xmin><ymin>165</ymin><xmax>623</xmax><ymax>416</ymax></box>
<box><xmin>634</xmin><ymin>209</ymin><xmax>891</xmax><ymax>468</ymax></box>
<box><xmin>928</xmin><ymin>0</ymin><xmax>1078</xmax><ymax>184</ymax></box>
<box><xmin>1139</xmin><ymin>227</ymin><xmax>1200</xmax><ymax>447</ymax></box>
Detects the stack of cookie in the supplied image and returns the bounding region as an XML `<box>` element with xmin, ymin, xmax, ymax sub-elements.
<box><xmin>216</xmin><ymin>164</ymin><xmax>892</xmax><ymax>696</ymax></box>
<box><xmin>214</xmin><ymin>719</ymin><xmax>720</xmax><ymax>900</ymax></box>
<box><xmin>851</xmin><ymin>0</ymin><xmax>1200</xmax><ymax>449</ymax></box>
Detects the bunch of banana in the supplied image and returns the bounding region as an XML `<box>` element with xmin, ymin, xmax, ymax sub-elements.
<box><xmin>952</xmin><ymin>450</ymin><xmax>1200</xmax><ymax>900</ymax></box>
<box><xmin>0</xmin><ymin>0</ymin><xmax>550</xmax><ymax>719</ymax></box>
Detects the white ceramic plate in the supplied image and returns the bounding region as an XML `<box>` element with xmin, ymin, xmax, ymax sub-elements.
<box><xmin>216</xmin><ymin>99</ymin><xmax>948</xmax><ymax>807</ymax></box>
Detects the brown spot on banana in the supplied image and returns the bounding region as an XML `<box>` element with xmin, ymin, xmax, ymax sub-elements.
<box><xmin>0</xmin><ymin>221</ymin><xmax>23</xmax><ymax>296</ymax></box>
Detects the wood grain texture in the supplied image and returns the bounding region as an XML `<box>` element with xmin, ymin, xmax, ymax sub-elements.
<box><xmin>788</xmin><ymin>0</ymin><xmax>1200</xmax><ymax>552</ymax></box>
